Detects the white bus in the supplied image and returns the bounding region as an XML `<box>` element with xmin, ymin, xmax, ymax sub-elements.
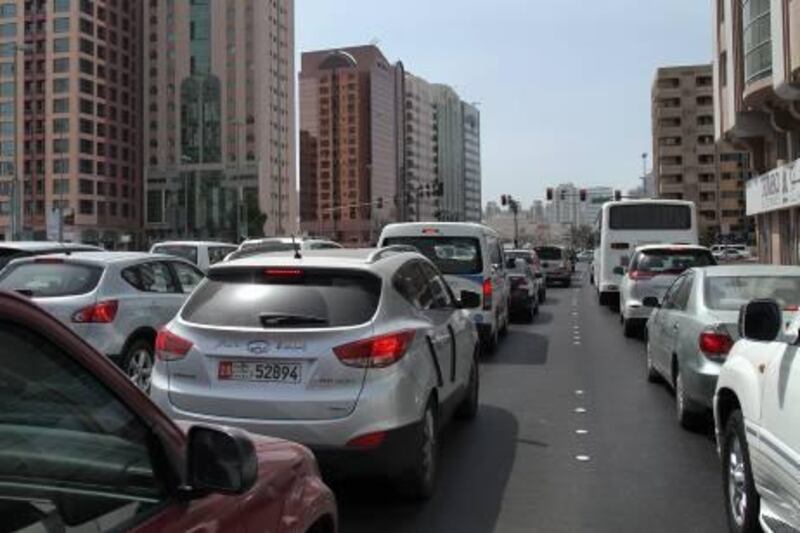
<box><xmin>592</xmin><ymin>200</ymin><xmax>698</xmax><ymax>307</ymax></box>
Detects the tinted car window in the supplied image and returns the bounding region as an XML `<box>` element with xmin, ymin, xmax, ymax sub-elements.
<box><xmin>394</xmin><ymin>260</ymin><xmax>431</xmax><ymax>310</ymax></box>
<box><xmin>208</xmin><ymin>246</ymin><xmax>236</xmax><ymax>265</ymax></box>
<box><xmin>705</xmin><ymin>276</ymin><xmax>800</xmax><ymax>311</ymax></box>
<box><xmin>122</xmin><ymin>262</ymin><xmax>177</xmax><ymax>293</ymax></box>
<box><xmin>419</xmin><ymin>261</ymin><xmax>453</xmax><ymax>310</ymax></box>
<box><xmin>535</xmin><ymin>247</ymin><xmax>563</xmax><ymax>260</ymax></box>
<box><xmin>0</xmin><ymin>249</ymin><xmax>30</xmax><ymax>270</ymax></box>
<box><xmin>634</xmin><ymin>248</ymin><xmax>715</xmax><ymax>273</ymax></box>
<box><xmin>672</xmin><ymin>273</ymin><xmax>694</xmax><ymax>310</ymax></box>
<box><xmin>663</xmin><ymin>276</ymin><xmax>686</xmax><ymax>310</ymax></box>
<box><xmin>506</xmin><ymin>251</ymin><xmax>533</xmax><ymax>264</ymax></box>
<box><xmin>182</xmin><ymin>268</ymin><xmax>382</xmax><ymax>328</ymax></box>
<box><xmin>151</xmin><ymin>244</ymin><xmax>199</xmax><ymax>265</ymax></box>
<box><xmin>172</xmin><ymin>261</ymin><xmax>204</xmax><ymax>294</ymax></box>
<box><xmin>0</xmin><ymin>261</ymin><xmax>103</xmax><ymax>297</ymax></box>
<box><xmin>0</xmin><ymin>321</ymin><xmax>163</xmax><ymax>530</ymax></box>
<box><xmin>383</xmin><ymin>237</ymin><xmax>483</xmax><ymax>275</ymax></box>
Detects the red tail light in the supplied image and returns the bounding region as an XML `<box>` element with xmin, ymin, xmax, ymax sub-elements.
<box><xmin>629</xmin><ymin>270</ymin><xmax>656</xmax><ymax>280</ymax></box>
<box><xmin>71</xmin><ymin>300</ymin><xmax>118</xmax><ymax>323</ymax></box>
<box><xmin>699</xmin><ymin>331</ymin><xmax>733</xmax><ymax>359</ymax></box>
<box><xmin>155</xmin><ymin>328</ymin><xmax>194</xmax><ymax>361</ymax></box>
<box><xmin>334</xmin><ymin>330</ymin><xmax>415</xmax><ymax>368</ymax></box>
<box><xmin>347</xmin><ymin>431</ymin><xmax>387</xmax><ymax>449</ymax></box>
<box><xmin>264</xmin><ymin>268</ymin><xmax>304</xmax><ymax>278</ymax></box>
<box><xmin>482</xmin><ymin>278</ymin><xmax>492</xmax><ymax>310</ymax></box>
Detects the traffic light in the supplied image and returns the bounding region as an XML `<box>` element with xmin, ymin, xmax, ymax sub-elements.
<box><xmin>546</xmin><ymin>188</ymin><xmax>553</xmax><ymax>201</ymax></box>
<box><xmin>580</xmin><ymin>189</ymin><xmax>587</xmax><ymax>202</ymax></box>
<box><xmin>501</xmin><ymin>194</ymin><xmax>508</xmax><ymax>206</ymax></box>
<box><xmin>614</xmin><ymin>190</ymin><xmax>622</xmax><ymax>201</ymax></box>
<box><xmin>376</xmin><ymin>197</ymin><xmax>383</xmax><ymax>209</ymax></box>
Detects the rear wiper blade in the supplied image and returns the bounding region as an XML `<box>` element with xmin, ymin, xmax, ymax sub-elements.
<box><xmin>259</xmin><ymin>313</ymin><xmax>328</xmax><ymax>327</ymax></box>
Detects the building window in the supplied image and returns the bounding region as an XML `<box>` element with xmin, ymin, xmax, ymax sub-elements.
<box><xmin>0</xmin><ymin>22</ymin><xmax>15</xmax><ymax>37</ymax></box>
<box><xmin>742</xmin><ymin>0</ymin><xmax>772</xmax><ymax>84</ymax></box>
<box><xmin>79</xmin><ymin>199</ymin><xmax>94</xmax><ymax>215</ymax></box>
<box><xmin>0</xmin><ymin>3</ymin><xmax>16</xmax><ymax>18</ymax></box>
<box><xmin>53</xmin><ymin>138</ymin><xmax>68</xmax><ymax>153</ymax></box>
<box><xmin>53</xmin><ymin>58</ymin><xmax>69</xmax><ymax>73</ymax></box>
<box><xmin>53</xmin><ymin>0</ymin><xmax>70</xmax><ymax>13</ymax></box>
<box><xmin>53</xmin><ymin>37</ymin><xmax>69</xmax><ymax>53</ymax></box>
<box><xmin>79</xmin><ymin>178</ymin><xmax>94</xmax><ymax>195</ymax></box>
<box><xmin>53</xmin><ymin>18</ymin><xmax>70</xmax><ymax>33</ymax></box>
<box><xmin>53</xmin><ymin>98</ymin><xmax>69</xmax><ymax>113</ymax></box>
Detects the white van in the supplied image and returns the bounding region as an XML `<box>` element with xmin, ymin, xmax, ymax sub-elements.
<box><xmin>379</xmin><ymin>222</ymin><xmax>510</xmax><ymax>352</ymax></box>
<box><xmin>149</xmin><ymin>241</ymin><xmax>238</xmax><ymax>273</ymax></box>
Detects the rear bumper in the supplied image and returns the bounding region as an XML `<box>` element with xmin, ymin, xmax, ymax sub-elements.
<box><xmin>509</xmin><ymin>292</ymin><xmax>533</xmax><ymax>310</ymax></box>
<box><xmin>683</xmin><ymin>359</ymin><xmax>722</xmax><ymax>409</ymax></box>
<box><xmin>545</xmin><ymin>271</ymin><xmax>571</xmax><ymax>283</ymax></box>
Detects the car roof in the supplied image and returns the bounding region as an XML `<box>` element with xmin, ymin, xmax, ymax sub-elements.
<box><xmin>11</xmin><ymin>251</ymin><xmax>181</xmax><ymax>265</ymax></box>
<box><xmin>695</xmin><ymin>264</ymin><xmax>800</xmax><ymax>277</ymax></box>
<box><xmin>215</xmin><ymin>247</ymin><xmax>423</xmax><ymax>272</ymax></box>
<box><xmin>0</xmin><ymin>241</ymin><xmax>101</xmax><ymax>252</ymax></box>
<box><xmin>634</xmin><ymin>244</ymin><xmax>709</xmax><ymax>252</ymax></box>
<box><xmin>151</xmin><ymin>241</ymin><xmax>236</xmax><ymax>248</ymax></box>
<box><xmin>380</xmin><ymin>222</ymin><xmax>499</xmax><ymax>237</ymax></box>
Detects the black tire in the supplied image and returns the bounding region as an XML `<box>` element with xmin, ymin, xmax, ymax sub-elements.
<box><xmin>482</xmin><ymin>326</ymin><xmax>498</xmax><ymax>355</ymax></box>
<box><xmin>456</xmin><ymin>351</ymin><xmax>480</xmax><ymax>421</ymax></box>
<box><xmin>399</xmin><ymin>398</ymin><xmax>439</xmax><ymax>500</ymax></box>
<box><xmin>564</xmin><ymin>279</ymin><xmax>572</xmax><ymax>288</ymax></box>
<box><xmin>539</xmin><ymin>288</ymin><xmax>546</xmax><ymax>304</ymax></box>
<box><xmin>533</xmin><ymin>298</ymin><xmax>540</xmax><ymax>317</ymax></box>
<box><xmin>675</xmin><ymin>367</ymin><xmax>702</xmax><ymax>430</ymax></box>
<box><xmin>623</xmin><ymin>317</ymin><xmax>636</xmax><ymax>338</ymax></box>
<box><xmin>721</xmin><ymin>410</ymin><xmax>761</xmax><ymax>533</ymax></box>
<box><xmin>122</xmin><ymin>338</ymin><xmax>155</xmax><ymax>393</ymax></box>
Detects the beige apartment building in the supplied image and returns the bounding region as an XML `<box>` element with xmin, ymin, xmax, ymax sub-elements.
<box><xmin>652</xmin><ymin>64</ymin><xmax>751</xmax><ymax>242</ymax></box>
<box><xmin>714</xmin><ymin>0</ymin><xmax>800</xmax><ymax>264</ymax></box>
<box><xmin>299</xmin><ymin>45</ymin><xmax>402</xmax><ymax>245</ymax></box>
<box><xmin>0</xmin><ymin>0</ymin><xmax>142</xmax><ymax>246</ymax></box>
<box><xmin>403</xmin><ymin>72</ymin><xmax>439</xmax><ymax>222</ymax></box>
<box><xmin>143</xmin><ymin>0</ymin><xmax>296</xmax><ymax>243</ymax></box>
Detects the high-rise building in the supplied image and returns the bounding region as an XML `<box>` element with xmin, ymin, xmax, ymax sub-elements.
<box><xmin>551</xmin><ymin>183</ymin><xmax>581</xmax><ymax>225</ymax></box>
<box><xmin>432</xmin><ymin>84</ymin><xmax>464</xmax><ymax>222</ymax></box>
<box><xmin>582</xmin><ymin>186</ymin><xmax>614</xmax><ymax>226</ymax></box>
<box><xmin>652</xmin><ymin>64</ymin><xmax>750</xmax><ymax>241</ymax></box>
<box><xmin>403</xmin><ymin>72</ymin><xmax>438</xmax><ymax>222</ymax></box>
<box><xmin>485</xmin><ymin>200</ymin><xmax>500</xmax><ymax>219</ymax></box>
<box><xmin>714</xmin><ymin>0</ymin><xmax>800</xmax><ymax>263</ymax></box>
<box><xmin>462</xmin><ymin>101</ymin><xmax>481</xmax><ymax>222</ymax></box>
<box><xmin>530</xmin><ymin>200</ymin><xmax>545</xmax><ymax>222</ymax></box>
<box><xmin>299</xmin><ymin>45</ymin><xmax>402</xmax><ymax>245</ymax></box>
<box><xmin>143</xmin><ymin>0</ymin><xmax>296</xmax><ymax>243</ymax></box>
<box><xmin>0</xmin><ymin>0</ymin><xmax>143</xmax><ymax>246</ymax></box>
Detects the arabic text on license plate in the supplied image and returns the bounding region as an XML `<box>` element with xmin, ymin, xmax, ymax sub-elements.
<box><xmin>218</xmin><ymin>361</ymin><xmax>301</xmax><ymax>383</ymax></box>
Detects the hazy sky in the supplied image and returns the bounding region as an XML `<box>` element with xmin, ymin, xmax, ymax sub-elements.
<box><xmin>296</xmin><ymin>0</ymin><xmax>713</xmax><ymax>208</ymax></box>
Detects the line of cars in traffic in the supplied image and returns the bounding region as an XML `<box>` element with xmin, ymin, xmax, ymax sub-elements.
<box><xmin>597</xmin><ymin>240</ymin><xmax>800</xmax><ymax>532</ymax></box>
<box><xmin>0</xmin><ymin>223</ymin><xmax>570</xmax><ymax>532</ymax></box>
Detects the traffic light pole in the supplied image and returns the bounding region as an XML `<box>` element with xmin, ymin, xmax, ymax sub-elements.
<box><xmin>501</xmin><ymin>194</ymin><xmax>520</xmax><ymax>248</ymax></box>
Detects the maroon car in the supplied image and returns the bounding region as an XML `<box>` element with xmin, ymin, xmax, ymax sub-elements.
<box><xmin>0</xmin><ymin>291</ymin><xmax>337</xmax><ymax>533</ymax></box>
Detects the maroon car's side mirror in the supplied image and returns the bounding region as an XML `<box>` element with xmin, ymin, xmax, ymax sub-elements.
<box><xmin>187</xmin><ymin>425</ymin><xmax>258</xmax><ymax>495</ymax></box>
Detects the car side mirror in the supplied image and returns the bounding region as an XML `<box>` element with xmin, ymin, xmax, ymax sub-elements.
<box><xmin>613</xmin><ymin>266</ymin><xmax>625</xmax><ymax>276</ymax></box>
<box><xmin>460</xmin><ymin>290</ymin><xmax>481</xmax><ymax>309</ymax></box>
<box><xmin>738</xmin><ymin>299</ymin><xmax>781</xmax><ymax>342</ymax></box>
<box><xmin>642</xmin><ymin>296</ymin><xmax>661</xmax><ymax>308</ymax></box>
<box><xmin>187</xmin><ymin>426</ymin><xmax>258</xmax><ymax>495</ymax></box>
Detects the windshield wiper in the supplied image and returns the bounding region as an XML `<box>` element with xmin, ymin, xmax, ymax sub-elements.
<box><xmin>259</xmin><ymin>313</ymin><xmax>329</xmax><ymax>327</ymax></box>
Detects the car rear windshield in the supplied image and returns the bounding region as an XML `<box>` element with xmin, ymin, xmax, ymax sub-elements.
<box><xmin>632</xmin><ymin>249</ymin><xmax>715</xmax><ymax>273</ymax></box>
<box><xmin>506</xmin><ymin>251</ymin><xmax>533</xmax><ymax>264</ymax></box>
<box><xmin>535</xmin><ymin>247</ymin><xmax>562</xmax><ymax>260</ymax></box>
<box><xmin>705</xmin><ymin>276</ymin><xmax>800</xmax><ymax>311</ymax></box>
<box><xmin>0</xmin><ymin>261</ymin><xmax>103</xmax><ymax>297</ymax></box>
<box><xmin>382</xmin><ymin>237</ymin><xmax>482</xmax><ymax>275</ymax></box>
<box><xmin>608</xmin><ymin>204</ymin><xmax>691</xmax><ymax>230</ymax></box>
<box><xmin>151</xmin><ymin>245</ymin><xmax>199</xmax><ymax>265</ymax></box>
<box><xmin>181</xmin><ymin>268</ymin><xmax>382</xmax><ymax>328</ymax></box>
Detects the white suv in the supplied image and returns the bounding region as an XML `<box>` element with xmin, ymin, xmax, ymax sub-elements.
<box><xmin>714</xmin><ymin>298</ymin><xmax>800</xmax><ymax>532</ymax></box>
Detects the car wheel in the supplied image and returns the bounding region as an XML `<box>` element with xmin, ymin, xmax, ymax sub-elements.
<box><xmin>456</xmin><ymin>351</ymin><xmax>480</xmax><ymax>421</ymax></box>
<box><xmin>722</xmin><ymin>410</ymin><xmax>760</xmax><ymax>533</ymax></box>
<box><xmin>539</xmin><ymin>288</ymin><xmax>546</xmax><ymax>304</ymax></box>
<box><xmin>623</xmin><ymin>317</ymin><xmax>637</xmax><ymax>338</ymax></box>
<box><xmin>400</xmin><ymin>398</ymin><xmax>439</xmax><ymax>500</ymax></box>
<box><xmin>645</xmin><ymin>334</ymin><xmax>661</xmax><ymax>383</ymax></box>
<box><xmin>564</xmin><ymin>279</ymin><xmax>572</xmax><ymax>288</ymax></box>
<box><xmin>483</xmin><ymin>325</ymin><xmax>498</xmax><ymax>355</ymax></box>
<box><xmin>533</xmin><ymin>297</ymin><xmax>539</xmax><ymax>317</ymax></box>
<box><xmin>123</xmin><ymin>339</ymin><xmax>155</xmax><ymax>393</ymax></box>
<box><xmin>674</xmin><ymin>368</ymin><xmax>701</xmax><ymax>429</ymax></box>
<box><xmin>499</xmin><ymin>309</ymin><xmax>509</xmax><ymax>337</ymax></box>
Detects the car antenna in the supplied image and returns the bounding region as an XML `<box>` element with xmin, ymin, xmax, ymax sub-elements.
<box><xmin>291</xmin><ymin>234</ymin><xmax>302</xmax><ymax>260</ymax></box>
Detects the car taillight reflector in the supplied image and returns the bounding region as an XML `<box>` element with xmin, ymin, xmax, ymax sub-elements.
<box><xmin>482</xmin><ymin>278</ymin><xmax>492</xmax><ymax>310</ymax></box>
<box><xmin>347</xmin><ymin>431</ymin><xmax>387</xmax><ymax>449</ymax></box>
<box><xmin>334</xmin><ymin>330</ymin><xmax>415</xmax><ymax>368</ymax></box>
<box><xmin>785</xmin><ymin>304</ymin><xmax>799</xmax><ymax>312</ymax></box>
<box><xmin>155</xmin><ymin>328</ymin><xmax>194</xmax><ymax>361</ymax></box>
<box><xmin>264</xmin><ymin>268</ymin><xmax>303</xmax><ymax>278</ymax></box>
<box><xmin>699</xmin><ymin>331</ymin><xmax>733</xmax><ymax>358</ymax></box>
<box><xmin>71</xmin><ymin>300</ymin><xmax>118</xmax><ymax>323</ymax></box>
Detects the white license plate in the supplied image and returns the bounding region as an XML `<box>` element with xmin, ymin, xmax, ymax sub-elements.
<box><xmin>218</xmin><ymin>360</ymin><xmax>301</xmax><ymax>384</ymax></box>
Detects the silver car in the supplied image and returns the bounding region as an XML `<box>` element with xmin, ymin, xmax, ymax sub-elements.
<box><xmin>644</xmin><ymin>265</ymin><xmax>800</xmax><ymax>429</ymax></box>
<box><xmin>227</xmin><ymin>236</ymin><xmax>342</xmax><ymax>261</ymax></box>
<box><xmin>150</xmin><ymin>247</ymin><xmax>481</xmax><ymax>499</ymax></box>
<box><xmin>0</xmin><ymin>252</ymin><xmax>204</xmax><ymax>391</ymax></box>
<box><xmin>619</xmin><ymin>244</ymin><xmax>715</xmax><ymax>337</ymax></box>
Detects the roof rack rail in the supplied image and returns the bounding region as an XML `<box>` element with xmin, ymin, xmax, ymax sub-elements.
<box><xmin>367</xmin><ymin>245</ymin><xmax>419</xmax><ymax>264</ymax></box>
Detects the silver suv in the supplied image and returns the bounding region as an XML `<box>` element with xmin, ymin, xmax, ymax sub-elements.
<box><xmin>150</xmin><ymin>247</ymin><xmax>481</xmax><ymax>499</ymax></box>
<box><xmin>227</xmin><ymin>236</ymin><xmax>342</xmax><ymax>261</ymax></box>
<box><xmin>0</xmin><ymin>252</ymin><xmax>204</xmax><ymax>391</ymax></box>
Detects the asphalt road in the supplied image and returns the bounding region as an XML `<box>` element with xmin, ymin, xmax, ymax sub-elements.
<box><xmin>334</xmin><ymin>265</ymin><xmax>728</xmax><ymax>533</ymax></box>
